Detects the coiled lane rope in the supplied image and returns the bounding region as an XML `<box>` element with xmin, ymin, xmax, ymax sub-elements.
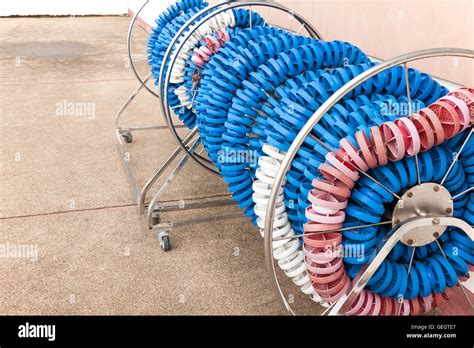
<box><xmin>147</xmin><ymin>0</ymin><xmax>474</xmax><ymax>313</ymax></box>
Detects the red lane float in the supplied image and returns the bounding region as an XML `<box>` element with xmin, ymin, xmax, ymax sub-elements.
<box><xmin>192</xmin><ymin>29</ymin><xmax>230</xmax><ymax>67</ymax></box>
<box><xmin>303</xmin><ymin>88</ymin><xmax>474</xmax><ymax>315</ymax></box>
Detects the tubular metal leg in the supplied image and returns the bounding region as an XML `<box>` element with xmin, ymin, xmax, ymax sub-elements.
<box><xmin>115</xmin><ymin>73</ymin><xmax>190</xmax><ymax>206</ymax></box>
<box><xmin>146</xmin><ymin>136</ymin><xmax>202</xmax><ymax>228</ymax></box>
<box><xmin>115</xmin><ymin>73</ymin><xmax>152</xmax><ymax>133</ymax></box>
<box><xmin>153</xmin><ymin>211</ymin><xmax>243</xmax><ymax>234</ymax></box>
<box><xmin>138</xmin><ymin>127</ymin><xmax>199</xmax><ymax>212</ymax></box>
<box><xmin>146</xmin><ymin>137</ymin><xmax>239</xmax><ymax>231</ymax></box>
<box><xmin>115</xmin><ymin>74</ymin><xmax>187</xmax><ymax>134</ymax></box>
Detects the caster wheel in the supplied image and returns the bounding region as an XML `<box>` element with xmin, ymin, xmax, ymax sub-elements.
<box><xmin>122</xmin><ymin>132</ymin><xmax>133</xmax><ymax>143</ymax></box>
<box><xmin>161</xmin><ymin>235</ymin><xmax>171</xmax><ymax>252</ymax></box>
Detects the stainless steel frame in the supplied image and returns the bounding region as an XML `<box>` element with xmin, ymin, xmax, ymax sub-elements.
<box><xmin>115</xmin><ymin>0</ymin><xmax>321</xmax><ymax>250</ymax></box>
<box><xmin>263</xmin><ymin>48</ymin><xmax>474</xmax><ymax>315</ymax></box>
<box><xmin>115</xmin><ymin>0</ymin><xmax>190</xmax><ymax>208</ymax></box>
<box><xmin>114</xmin><ymin>1</ymin><xmax>243</xmax><ymax>249</ymax></box>
<box><xmin>146</xmin><ymin>1</ymin><xmax>322</xmax><ymax>245</ymax></box>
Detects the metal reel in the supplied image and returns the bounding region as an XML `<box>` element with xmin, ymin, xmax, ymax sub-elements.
<box><xmin>157</xmin><ymin>0</ymin><xmax>324</xmax><ymax>175</ymax></box>
<box><xmin>263</xmin><ymin>48</ymin><xmax>474</xmax><ymax>315</ymax></box>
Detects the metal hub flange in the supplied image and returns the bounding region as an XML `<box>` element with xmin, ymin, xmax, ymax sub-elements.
<box><xmin>392</xmin><ymin>182</ymin><xmax>453</xmax><ymax>246</ymax></box>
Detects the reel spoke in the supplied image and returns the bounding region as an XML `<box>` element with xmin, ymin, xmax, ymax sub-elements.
<box><xmin>403</xmin><ymin>63</ymin><xmax>421</xmax><ymax>185</ymax></box>
<box><xmin>311</xmin><ymin>134</ymin><xmax>402</xmax><ymax>200</ymax></box>
<box><xmin>397</xmin><ymin>246</ymin><xmax>416</xmax><ymax>315</ymax></box>
<box><xmin>249</xmin><ymin>6</ymin><xmax>253</xmax><ymax>29</ymax></box>
<box><xmin>273</xmin><ymin>221</ymin><xmax>392</xmax><ymax>241</ymax></box>
<box><xmin>440</xmin><ymin>127</ymin><xmax>473</xmax><ymax>186</ymax></box>
<box><xmin>264</xmin><ymin>7</ymin><xmax>271</xmax><ymax>26</ymax></box>
<box><xmin>296</xmin><ymin>23</ymin><xmax>305</xmax><ymax>34</ymax></box>
<box><xmin>452</xmin><ymin>186</ymin><xmax>473</xmax><ymax>200</ymax></box>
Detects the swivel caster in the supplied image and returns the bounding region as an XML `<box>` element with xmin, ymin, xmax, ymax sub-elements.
<box><xmin>157</xmin><ymin>230</ymin><xmax>171</xmax><ymax>252</ymax></box>
<box><xmin>161</xmin><ymin>235</ymin><xmax>171</xmax><ymax>252</ymax></box>
<box><xmin>122</xmin><ymin>131</ymin><xmax>133</xmax><ymax>143</ymax></box>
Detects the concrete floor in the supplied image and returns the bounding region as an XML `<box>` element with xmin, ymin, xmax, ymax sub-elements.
<box><xmin>0</xmin><ymin>16</ymin><xmax>320</xmax><ymax>315</ymax></box>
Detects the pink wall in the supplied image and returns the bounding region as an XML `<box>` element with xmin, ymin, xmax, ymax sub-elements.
<box><xmin>265</xmin><ymin>0</ymin><xmax>473</xmax><ymax>86</ymax></box>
